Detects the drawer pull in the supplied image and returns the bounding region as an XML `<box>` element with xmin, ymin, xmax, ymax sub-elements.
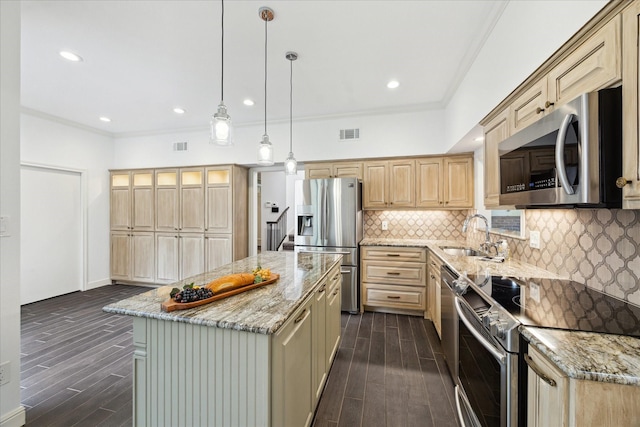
<box><xmin>333</xmin><ymin>289</ymin><xmax>339</xmax><ymax>296</ymax></box>
<box><xmin>294</xmin><ymin>309</ymin><xmax>307</xmax><ymax>324</ymax></box>
<box><xmin>386</xmin><ymin>272</ymin><xmax>401</xmax><ymax>276</ymax></box>
<box><xmin>386</xmin><ymin>253</ymin><xmax>401</xmax><ymax>257</ymax></box>
<box><xmin>387</xmin><ymin>296</ymin><xmax>401</xmax><ymax>299</ymax></box>
<box><xmin>524</xmin><ymin>353</ymin><xmax>557</xmax><ymax>387</ymax></box>
<box><xmin>318</xmin><ymin>285</ymin><xmax>326</xmax><ymax>293</ymax></box>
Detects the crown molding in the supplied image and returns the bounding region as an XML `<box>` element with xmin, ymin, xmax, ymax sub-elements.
<box><xmin>20</xmin><ymin>107</ymin><xmax>115</xmax><ymax>137</ymax></box>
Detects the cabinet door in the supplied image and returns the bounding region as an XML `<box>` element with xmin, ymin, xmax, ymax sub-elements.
<box><xmin>363</xmin><ymin>161</ymin><xmax>388</xmax><ymax>209</ymax></box>
<box><xmin>416</xmin><ymin>158</ymin><xmax>443</xmax><ymax>208</ymax></box>
<box><xmin>131</xmin><ymin>171</ymin><xmax>154</xmax><ymax>231</ymax></box>
<box><xmin>180</xmin><ymin>168</ymin><xmax>204</xmax><ymax>233</ymax></box>
<box><xmin>622</xmin><ymin>1</ymin><xmax>640</xmax><ymax>209</ymax></box>
<box><xmin>526</xmin><ymin>346</ymin><xmax>567</xmax><ymax>427</ymax></box>
<box><xmin>484</xmin><ymin>108</ymin><xmax>509</xmax><ymax>207</ymax></box>
<box><xmin>444</xmin><ymin>157</ymin><xmax>473</xmax><ymax>208</ymax></box>
<box><xmin>131</xmin><ymin>232</ymin><xmax>154</xmax><ymax>283</ymax></box>
<box><xmin>155</xmin><ymin>232</ymin><xmax>179</xmax><ymax>284</ymax></box>
<box><xmin>205</xmin><ymin>167</ymin><xmax>232</xmax><ymax>233</ymax></box>
<box><xmin>326</xmin><ymin>270</ymin><xmax>341</xmax><ymax>365</ymax></box>
<box><xmin>110</xmin><ymin>173</ymin><xmax>131</xmax><ymax>230</ymax></box>
<box><xmin>313</xmin><ymin>280</ymin><xmax>327</xmax><ymax>402</ymax></box>
<box><xmin>388</xmin><ymin>159</ymin><xmax>415</xmax><ymax>208</ymax></box>
<box><xmin>509</xmin><ymin>79</ymin><xmax>548</xmax><ymax>133</ymax></box>
<box><xmin>306</xmin><ymin>163</ymin><xmax>333</xmax><ymax>179</ymax></box>
<box><xmin>333</xmin><ymin>162</ymin><xmax>363</xmax><ymax>179</ymax></box>
<box><xmin>180</xmin><ymin>233</ymin><xmax>204</xmax><ymax>279</ymax></box>
<box><xmin>272</xmin><ymin>298</ymin><xmax>314</xmax><ymax>427</ymax></box>
<box><xmin>204</xmin><ymin>234</ymin><xmax>232</xmax><ymax>271</ymax></box>
<box><xmin>434</xmin><ymin>277</ymin><xmax>442</xmax><ymax>338</ymax></box>
<box><xmin>155</xmin><ymin>171</ymin><xmax>179</xmax><ymax>232</ymax></box>
<box><xmin>548</xmin><ymin>15</ymin><xmax>621</xmax><ymax>108</ymax></box>
<box><xmin>110</xmin><ymin>231</ymin><xmax>130</xmax><ymax>280</ymax></box>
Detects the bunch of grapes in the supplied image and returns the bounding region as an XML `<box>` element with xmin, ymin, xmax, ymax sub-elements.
<box><xmin>252</xmin><ymin>266</ymin><xmax>271</xmax><ymax>283</ymax></box>
<box><xmin>171</xmin><ymin>284</ymin><xmax>213</xmax><ymax>303</ymax></box>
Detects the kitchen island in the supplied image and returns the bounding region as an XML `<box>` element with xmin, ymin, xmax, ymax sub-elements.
<box><xmin>103</xmin><ymin>251</ymin><xmax>342</xmax><ymax>427</ymax></box>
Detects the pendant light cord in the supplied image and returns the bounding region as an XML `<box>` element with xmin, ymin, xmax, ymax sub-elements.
<box><xmin>221</xmin><ymin>0</ymin><xmax>224</xmax><ymax>102</ymax></box>
<box><xmin>264</xmin><ymin>15</ymin><xmax>268</xmax><ymax>135</ymax></box>
<box><xmin>289</xmin><ymin>58</ymin><xmax>293</xmax><ymax>153</ymax></box>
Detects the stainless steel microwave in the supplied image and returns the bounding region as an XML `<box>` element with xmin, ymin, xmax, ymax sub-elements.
<box><xmin>498</xmin><ymin>87</ymin><xmax>622</xmax><ymax>208</ymax></box>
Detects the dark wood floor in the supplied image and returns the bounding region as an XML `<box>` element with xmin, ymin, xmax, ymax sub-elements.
<box><xmin>21</xmin><ymin>285</ymin><xmax>457</xmax><ymax>426</ymax></box>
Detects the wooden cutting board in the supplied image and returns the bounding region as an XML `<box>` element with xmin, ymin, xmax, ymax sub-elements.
<box><xmin>161</xmin><ymin>273</ymin><xmax>280</xmax><ymax>313</ymax></box>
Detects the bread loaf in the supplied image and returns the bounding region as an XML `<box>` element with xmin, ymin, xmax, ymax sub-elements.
<box><xmin>205</xmin><ymin>273</ymin><xmax>255</xmax><ymax>294</ymax></box>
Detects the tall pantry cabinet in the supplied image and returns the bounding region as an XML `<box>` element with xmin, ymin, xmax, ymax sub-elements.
<box><xmin>110</xmin><ymin>165</ymin><xmax>248</xmax><ymax>285</ymax></box>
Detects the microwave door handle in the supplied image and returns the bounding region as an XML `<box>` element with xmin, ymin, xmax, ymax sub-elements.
<box><xmin>454</xmin><ymin>297</ymin><xmax>506</xmax><ymax>364</ymax></box>
<box><xmin>555</xmin><ymin>113</ymin><xmax>576</xmax><ymax>195</ymax></box>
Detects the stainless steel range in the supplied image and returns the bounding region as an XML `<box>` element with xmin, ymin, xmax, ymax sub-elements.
<box><xmin>448</xmin><ymin>270</ymin><xmax>640</xmax><ymax>427</ymax></box>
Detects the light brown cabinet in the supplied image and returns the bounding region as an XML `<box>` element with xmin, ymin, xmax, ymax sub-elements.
<box><xmin>305</xmin><ymin>161</ymin><xmax>363</xmax><ymax>179</ymax></box>
<box><xmin>111</xmin><ymin>164</ymin><xmax>248</xmax><ymax>284</ymax></box>
<box><xmin>361</xmin><ymin>246</ymin><xmax>427</xmax><ymax>316</ymax></box>
<box><xmin>526</xmin><ymin>344</ymin><xmax>640</xmax><ymax>427</ymax></box>
<box><xmin>510</xmin><ymin>16</ymin><xmax>621</xmax><ymax>134</ymax></box>
<box><xmin>110</xmin><ymin>231</ymin><xmax>155</xmax><ymax>284</ymax></box>
<box><xmin>622</xmin><ymin>1</ymin><xmax>640</xmax><ymax>209</ymax></box>
<box><xmin>483</xmin><ymin>109</ymin><xmax>509</xmax><ymax>208</ymax></box>
<box><xmin>427</xmin><ymin>251</ymin><xmax>442</xmax><ymax>337</ymax></box>
<box><xmin>363</xmin><ymin>159</ymin><xmax>415</xmax><ymax>209</ymax></box>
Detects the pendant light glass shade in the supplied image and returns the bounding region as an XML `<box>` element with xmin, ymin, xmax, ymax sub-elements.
<box><xmin>257</xmin><ymin>134</ymin><xmax>274</xmax><ymax>165</ymax></box>
<box><xmin>257</xmin><ymin>7</ymin><xmax>275</xmax><ymax>165</ymax></box>
<box><xmin>211</xmin><ymin>0</ymin><xmax>233</xmax><ymax>146</ymax></box>
<box><xmin>284</xmin><ymin>51</ymin><xmax>298</xmax><ymax>175</ymax></box>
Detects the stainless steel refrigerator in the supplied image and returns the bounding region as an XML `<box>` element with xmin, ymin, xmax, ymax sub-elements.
<box><xmin>294</xmin><ymin>178</ymin><xmax>363</xmax><ymax>314</ymax></box>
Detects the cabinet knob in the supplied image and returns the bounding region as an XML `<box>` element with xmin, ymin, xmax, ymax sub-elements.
<box><xmin>616</xmin><ymin>177</ymin><xmax>633</xmax><ymax>188</ymax></box>
<box><xmin>536</xmin><ymin>107</ymin><xmax>544</xmax><ymax>114</ymax></box>
<box><xmin>544</xmin><ymin>101</ymin><xmax>555</xmax><ymax>108</ymax></box>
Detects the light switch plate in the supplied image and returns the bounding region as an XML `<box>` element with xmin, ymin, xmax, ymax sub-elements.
<box><xmin>0</xmin><ymin>216</ymin><xmax>9</xmax><ymax>237</ymax></box>
<box><xmin>529</xmin><ymin>230</ymin><xmax>540</xmax><ymax>249</ymax></box>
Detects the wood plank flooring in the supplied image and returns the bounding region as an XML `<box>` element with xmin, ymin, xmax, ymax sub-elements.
<box><xmin>20</xmin><ymin>285</ymin><xmax>457</xmax><ymax>426</ymax></box>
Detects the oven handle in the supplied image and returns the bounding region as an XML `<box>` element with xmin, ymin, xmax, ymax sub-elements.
<box><xmin>454</xmin><ymin>297</ymin><xmax>506</xmax><ymax>364</ymax></box>
<box><xmin>454</xmin><ymin>386</ymin><xmax>467</xmax><ymax>427</ymax></box>
<box><xmin>524</xmin><ymin>353</ymin><xmax>557</xmax><ymax>387</ymax></box>
<box><xmin>555</xmin><ymin>112</ymin><xmax>576</xmax><ymax>195</ymax></box>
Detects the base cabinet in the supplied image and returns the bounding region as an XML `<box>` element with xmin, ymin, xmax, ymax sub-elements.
<box><xmin>110</xmin><ymin>231</ymin><xmax>155</xmax><ymax>283</ymax></box>
<box><xmin>427</xmin><ymin>251</ymin><xmax>442</xmax><ymax>338</ymax></box>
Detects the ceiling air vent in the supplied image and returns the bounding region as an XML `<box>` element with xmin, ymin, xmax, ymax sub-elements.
<box><xmin>173</xmin><ymin>141</ymin><xmax>188</xmax><ymax>151</ymax></box>
<box><xmin>339</xmin><ymin>128</ymin><xmax>360</xmax><ymax>141</ymax></box>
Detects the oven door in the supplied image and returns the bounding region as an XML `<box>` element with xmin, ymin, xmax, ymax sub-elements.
<box><xmin>454</xmin><ymin>296</ymin><xmax>518</xmax><ymax>427</ymax></box>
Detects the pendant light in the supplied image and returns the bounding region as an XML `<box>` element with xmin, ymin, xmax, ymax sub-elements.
<box><xmin>257</xmin><ymin>7</ymin><xmax>274</xmax><ymax>165</ymax></box>
<box><xmin>284</xmin><ymin>51</ymin><xmax>298</xmax><ymax>175</ymax></box>
<box><xmin>210</xmin><ymin>0</ymin><xmax>233</xmax><ymax>145</ymax></box>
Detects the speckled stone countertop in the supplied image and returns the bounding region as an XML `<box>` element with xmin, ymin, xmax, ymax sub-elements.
<box><xmin>521</xmin><ymin>327</ymin><xmax>640</xmax><ymax>386</ymax></box>
<box><xmin>103</xmin><ymin>251</ymin><xmax>341</xmax><ymax>335</ymax></box>
<box><xmin>360</xmin><ymin>238</ymin><xmax>563</xmax><ymax>280</ymax></box>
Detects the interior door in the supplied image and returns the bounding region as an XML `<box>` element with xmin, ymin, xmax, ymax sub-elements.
<box><xmin>21</xmin><ymin>165</ymin><xmax>83</xmax><ymax>304</ymax></box>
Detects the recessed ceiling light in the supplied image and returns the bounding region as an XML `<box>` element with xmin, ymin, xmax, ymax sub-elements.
<box><xmin>387</xmin><ymin>80</ymin><xmax>400</xmax><ymax>89</ymax></box>
<box><xmin>173</xmin><ymin>107</ymin><xmax>186</xmax><ymax>114</ymax></box>
<box><xmin>99</xmin><ymin>116</ymin><xmax>111</xmax><ymax>122</ymax></box>
<box><xmin>243</xmin><ymin>99</ymin><xmax>255</xmax><ymax>106</ymax></box>
<box><xmin>59</xmin><ymin>50</ymin><xmax>83</xmax><ymax>62</ymax></box>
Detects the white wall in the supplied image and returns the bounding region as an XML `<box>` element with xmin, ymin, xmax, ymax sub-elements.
<box><xmin>20</xmin><ymin>113</ymin><xmax>114</xmax><ymax>288</ymax></box>
<box><xmin>113</xmin><ymin>108</ymin><xmax>447</xmax><ymax>168</ymax></box>
<box><xmin>260</xmin><ymin>171</ymin><xmax>287</xmax><ymax>249</ymax></box>
<box><xmin>444</xmin><ymin>0</ymin><xmax>609</xmax><ymax>151</ymax></box>
<box><xmin>0</xmin><ymin>1</ymin><xmax>26</xmax><ymax>425</ymax></box>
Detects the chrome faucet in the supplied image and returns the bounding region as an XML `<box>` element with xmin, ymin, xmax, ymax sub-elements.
<box><xmin>462</xmin><ymin>214</ymin><xmax>495</xmax><ymax>254</ymax></box>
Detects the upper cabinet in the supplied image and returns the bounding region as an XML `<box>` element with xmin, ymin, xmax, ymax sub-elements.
<box><xmin>510</xmin><ymin>16</ymin><xmax>621</xmax><ymax>134</ymax></box>
<box><xmin>110</xmin><ymin>170</ymin><xmax>154</xmax><ymax>231</ymax></box>
<box><xmin>155</xmin><ymin>168</ymin><xmax>205</xmax><ymax>233</ymax></box>
<box><xmin>622</xmin><ymin>1</ymin><xmax>640</xmax><ymax>209</ymax></box>
<box><xmin>483</xmin><ymin>110</ymin><xmax>509</xmax><ymax>208</ymax></box>
<box><xmin>305</xmin><ymin>161</ymin><xmax>363</xmax><ymax>180</ymax></box>
<box><xmin>363</xmin><ymin>159</ymin><xmax>415</xmax><ymax>209</ymax></box>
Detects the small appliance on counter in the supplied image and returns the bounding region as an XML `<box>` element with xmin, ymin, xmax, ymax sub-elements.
<box><xmin>294</xmin><ymin>178</ymin><xmax>363</xmax><ymax>314</ymax></box>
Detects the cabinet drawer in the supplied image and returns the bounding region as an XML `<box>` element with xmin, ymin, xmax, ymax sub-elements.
<box><xmin>362</xmin><ymin>260</ymin><xmax>426</xmax><ymax>286</ymax></box>
<box><xmin>361</xmin><ymin>246</ymin><xmax>426</xmax><ymax>262</ymax></box>
<box><xmin>363</xmin><ymin>284</ymin><xmax>425</xmax><ymax>310</ymax></box>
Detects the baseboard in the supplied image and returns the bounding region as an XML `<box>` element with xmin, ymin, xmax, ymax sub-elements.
<box><xmin>86</xmin><ymin>278</ymin><xmax>111</xmax><ymax>290</ymax></box>
<box><xmin>0</xmin><ymin>405</ymin><xmax>25</xmax><ymax>427</ymax></box>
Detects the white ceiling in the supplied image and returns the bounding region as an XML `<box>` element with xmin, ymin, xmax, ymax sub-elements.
<box><xmin>20</xmin><ymin>0</ymin><xmax>506</xmax><ymax>137</ymax></box>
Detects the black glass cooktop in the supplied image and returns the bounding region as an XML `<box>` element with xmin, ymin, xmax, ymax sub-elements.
<box><xmin>467</xmin><ymin>274</ymin><xmax>640</xmax><ymax>338</ymax></box>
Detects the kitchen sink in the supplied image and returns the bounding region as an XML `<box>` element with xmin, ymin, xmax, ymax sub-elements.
<box><xmin>439</xmin><ymin>246</ymin><xmax>485</xmax><ymax>257</ymax></box>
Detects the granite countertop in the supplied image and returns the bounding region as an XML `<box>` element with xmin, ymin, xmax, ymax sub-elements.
<box><xmin>361</xmin><ymin>237</ymin><xmax>640</xmax><ymax>387</ymax></box>
<box><xmin>360</xmin><ymin>237</ymin><xmax>563</xmax><ymax>280</ymax></box>
<box><xmin>103</xmin><ymin>251</ymin><xmax>341</xmax><ymax>335</ymax></box>
<box><xmin>521</xmin><ymin>327</ymin><xmax>640</xmax><ymax>386</ymax></box>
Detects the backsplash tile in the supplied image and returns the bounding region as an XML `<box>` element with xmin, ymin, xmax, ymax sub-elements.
<box><xmin>364</xmin><ymin>210</ymin><xmax>469</xmax><ymax>240</ymax></box>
